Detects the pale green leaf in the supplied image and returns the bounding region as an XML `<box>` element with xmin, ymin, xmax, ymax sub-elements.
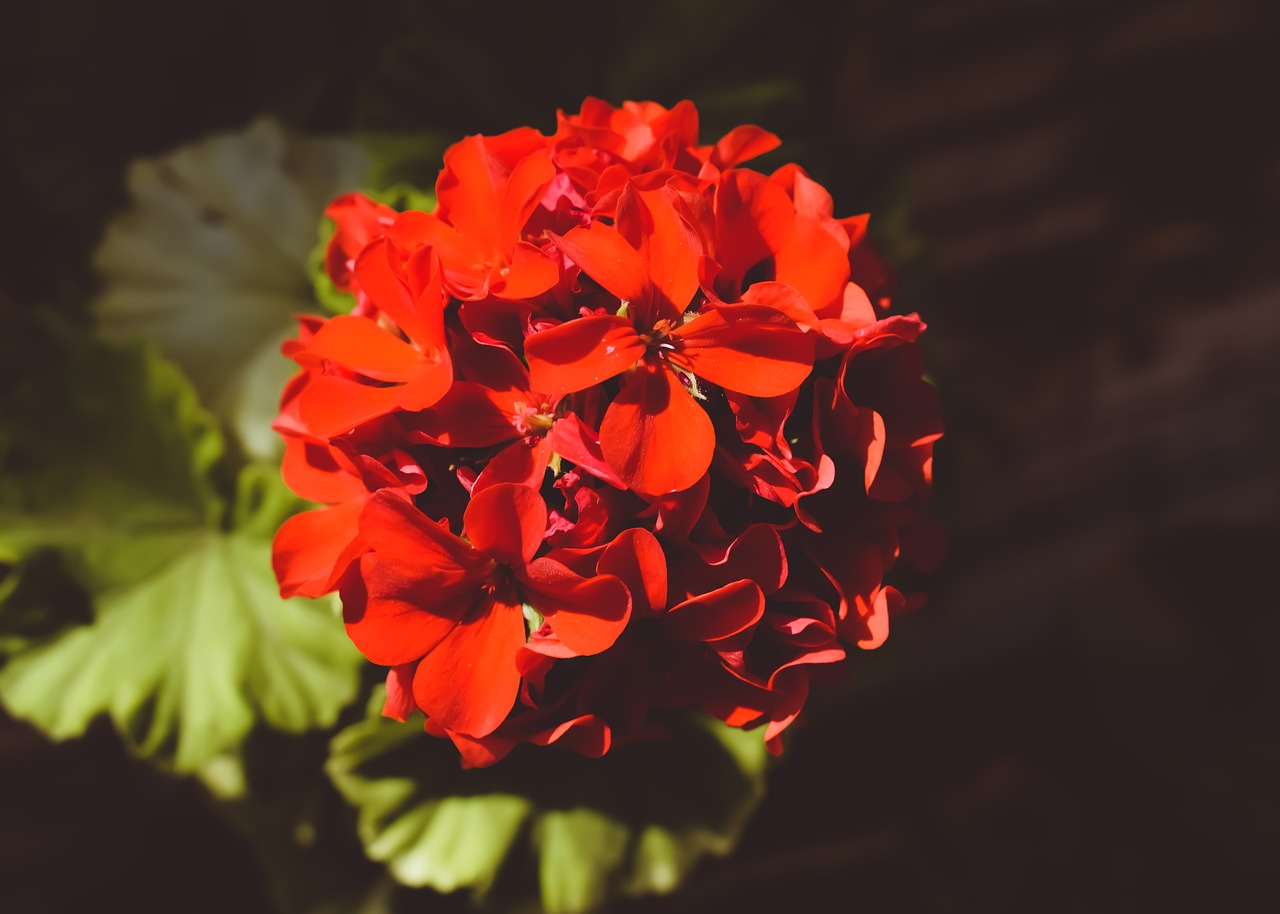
<box><xmin>535</xmin><ymin>809</ymin><xmax>629</xmax><ymax>913</ymax></box>
<box><xmin>0</xmin><ymin>525</ymin><xmax>361</xmax><ymax>774</ymax></box>
<box><xmin>327</xmin><ymin>694</ymin><xmax>769</xmax><ymax>912</ymax></box>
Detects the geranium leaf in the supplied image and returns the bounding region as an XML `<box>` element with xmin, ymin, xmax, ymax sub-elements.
<box><xmin>90</xmin><ymin>118</ymin><xmax>370</xmax><ymax>459</ymax></box>
<box><xmin>534</xmin><ymin>809</ymin><xmax>630</xmax><ymax>912</ymax></box>
<box><xmin>326</xmin><ymin>697</ymin><xmax>533</xmax><ymax>900</ymax></box>
<box><xmin>0</xmin><ymin>326</ymin><xmax>361</xmax><ymax>774</ymax></box>
<box><xmin>0</xmin><ymin>323</ymin><xmax>224</xmax><ymax>588</ymax></box>
<box><xmin>327</xmin><ymin>693</ymin><xmax>769</xmax><ymax>912</ymax></box>
<box><xmin>0</xmin><ymin>523</ymin><xmax>361</xmax><ymax>775</ymax></box>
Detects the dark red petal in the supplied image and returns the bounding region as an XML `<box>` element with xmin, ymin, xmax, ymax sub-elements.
<box><xmin>545</xmin><ymin>413</ymin><xmax>626</xmax><ymax>489</ymax></box>
<box><xmin>529</xmin><ymin>715</ymin><xmax>611</xmax><ymax>758</ymax></box>
<box><xmin>520</xmin><ymin>558</ymin><xmax>630</xmax><ymax>655</ymax></box>
<box><xmin>598</xmin><ymin>528</ymin><xmax>667</xmax><ymax>616</ymax></box>
<box><xmin>412</xmin><ymin>382</ymin><xmax>523</xmax><ymax>448</ymax></box>
<box><xmin>343</xmin><ymin>554</ymin><xmax>466</xmax><ymax>666</ymax></box>
<box><xmin>710</xmin><ymin>125</ymin><xmax>782</xmax><ymax>168</ymax></box>
<box><xmin>411</xmin><ymin>597</ymin><xmax>525</xmax><ymax>737</ymax></box>
<box><xmin>382</xmin><ymin>663</ymin><xmax>418</xmax><ymax>722</ymax></box>
<box><xmin>665</xmin><ymin>579</ymin><xmax>764</xmax><ymax>643</ymax></box>
<box><xmin>600</xmin><ymin>362</ymin><xmax>714</xmax><ymax>496</ymax></box>
<box><xmin>464</xmin><ymin>482</ymin><xmax>547</xmax><ymax>568</ymax></box>
<box><xmin>524</xmin><ymin>314</ymin><xmax>644</xmax><ymax>395</ymax></box>
<box><xmin>443</xmin><ymin>728</ymin><xmax>519</xmax><ymax>768</ymax></box>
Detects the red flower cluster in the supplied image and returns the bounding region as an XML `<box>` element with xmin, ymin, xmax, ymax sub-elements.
<box><xmin>273</xmin><ymin>99</ymin><xmax>943</xmax><ymax>767</ymax></box>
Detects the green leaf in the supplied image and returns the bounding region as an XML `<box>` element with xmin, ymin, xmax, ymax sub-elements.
<box><xmin>90</xmin><ymin>118</ymin><xmax>371</xmax><ymax>460</ymax></box>
<box><xmin>327</xmin><ymin>693</ymin><xmax>769</xmax><ymax>912</ymax></box>
<box><xmin>534</xmin><ymin>809</ymin><xmax>629</xmax><ymax>912</ymax></box>
<box><xmin>0</xmin><ymin>324</ymin><xmax>361</xmax><ymax>773</ymax></box>
<box><xmin>0</xmin><ymin>323</ymin><xmax>224</xmax><ymax>587</ymax></box>
<box><xmin>326</xmin><ymin>697</ymin><xmax>533</xmax><ymax>901</ymax></box>
<box><xmin>0</xmin><ymin>521</ymin><xmax>361</xmax><ymax>775</ymax></box>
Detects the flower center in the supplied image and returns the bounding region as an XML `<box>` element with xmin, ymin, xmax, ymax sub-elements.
<box><xmin>512</xmin><ymin>401</ymin><xmax>555</xmax><ymax>435</ymax></box>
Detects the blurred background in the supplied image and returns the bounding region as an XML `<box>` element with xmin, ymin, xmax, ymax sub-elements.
<box><xmin>1</xmin><ymin>0</ymin><xmax>1277</xmax><ymax>910</ymax></box>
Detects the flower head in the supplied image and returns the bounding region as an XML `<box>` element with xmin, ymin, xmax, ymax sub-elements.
<box><xmin>273</xmin><ymin>98</ymin><xmax>942</xmax><ymax>766</ymax></box>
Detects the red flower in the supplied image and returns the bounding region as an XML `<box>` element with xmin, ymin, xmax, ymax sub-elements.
<box><xmin>344</xmin><ymin>484</ymin><xmax>630</xmax><ymax>737</ymax></box>
<box><xmin>525</xmin><ymin>180</ymin><xmax>814</xmax><ymax>494</ymax></box>
<box><xmin>393</xmin><ymin>131</ymin><xmax>559</xmax><ymax>301</ymax></box>
<box><xmin>272</xmin><ymin>97</ymin><xmax>943</xmax><ymax>766</ymax></box>
<box><xmin>290</xmin><ymin>241</ymin><xmax>453</xmax><ymax>438</ymax></box>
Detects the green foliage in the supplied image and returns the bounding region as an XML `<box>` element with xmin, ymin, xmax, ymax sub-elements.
<box><xmin>0</xmin><ymin>524</ymin><xmax>359</xmax><ymax>773</ymax></box>
<box><xmin>327</xmin><ymin>692</ymin><xmax>769</xmax><ymax>913</ymax></box>
<box><xmin>0</xmin><ymin>320</ymin><xmax>223</xmax><ymax>582</ymax></box>
<box><xmin>0</xmin><ymin>319</ymin><xmax>361</xmax><ymax>777</ymax></box>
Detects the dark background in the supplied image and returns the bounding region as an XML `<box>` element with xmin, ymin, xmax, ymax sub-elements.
<box><xmin>2</xmin><ymin>0</ymin><xmax>1277</xmax><ymax>911</ymax></box>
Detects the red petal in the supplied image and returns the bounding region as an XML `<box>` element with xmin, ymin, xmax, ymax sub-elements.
<box><xmin>306</xmin><ymin>315</ymin><xmax>422</xmax><ymax>382</ymax></box>
<box><xmin>343</xmin><ymin>553</ymin><xmax>466</xmax><ymax>666</ymax></box>
<box><xmin>520</xmin><ymin>558</ymin><xmax>630</xmax><ymax>655</ymax></box>
<box><xmin>598</xmin><ymin>528</ymin><xmax>667</xmax><ymax>616</ymax></box>
<box><xmin>435</xmin><ymin>135</ymin><xmax>504</xmax><ymax>252</ymax></box>
<box><xmin>627</xmin><ymin>183</ymin><xmax>701</xmax><ymax>320</ymax></box>
<box><xmin>471</xmin><ymin>436</ymin><xmax>553</xmax><ymax>494</ymax></box>
<box><xmin>272</xmin><ymin>498</ymin><xmax>364</xmax><ymax>599</ymax></box>
<box><xmin>773</xmin><ymin>214</ymin><xmax>850</xmax><ymax>315</ymax></box>
<box><xmin>551</xmin><ymin>223</ymin><xmax>647</xmax><ymax>304</ymax></box>
<box><xmin>391</xmin><ymin>211</ymin><xmax>491</xmax><ymax>301</ymax></box>
<box><xmin>545</xmin><ymin>413</ymin><xmax>626</xmax><ymax>489</ymax></box>
<box><xmin>298</xmin><ymin>375</ymin><xmax>403</xmax><ymax>438</ymax></box>
<box><xmin>497</xmin><ymin>150</ymin><xmax>556</xmax><ymax>250</ymax></box>
<box><xmin>412</xmin><ymin>381</ymin><xmax>523</xmax><ymax>448</ymax></box>
<box><xmin>411</xmin><ymin>597</ymin><xmax>525</xmax><ymax>737</ymax></box>
<box><xmin>280</xmin><ymin>436</ymin><xmax>364</xmax><ymax>504</ymax></box>
<box><xmin>600</xmin><ymin>362</ymin><xmax>714</xmax><ymax>495</ymax></box>
<box><xmin>361</xmin><ymin>490</ymin><xmax>489</xmax><ymax>593</ymax></box>
<box><xmin>382</xmin><ymin>663</ymin><xmax>418</xmax><ymax>722</ymax></box>
<box><xmin>463</xmin><ymin>482</ymin><xmax>547</xmax><ymax>568</ymax></box>
<box><xmin>665</xmin><ymin>579</ymin><xmax>764</xmax><ymax>643</ymax></box>
<box><xmin>713</xmin><ymin>171</ymin><xmax>794</xmax><ymax>286</ymax></box>
<box><xmin>492</xmin><ymin>241</ymin><xmax>560</xmax><ymax>300</ymax></box>
<box><xmin>524</xmin><ymin>314</ymin><xmax>644</xmax><ymax>395</ymax></box>
<box><xmin>710</xmin><ymin>124</ymin><xmax>782</xmax><ymax>168</ymax></box>
<box><xmin>353</xmin><ymin>238</ymin><xmax>435</xmax><ymax>343</ymax></box>
<box><xmin>672</xmin><ymin>306</ymin><xmax>813</xmax><ymax>398</ymax></box>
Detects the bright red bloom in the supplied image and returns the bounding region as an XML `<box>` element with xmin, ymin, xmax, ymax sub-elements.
<box><xmin>344</xmin><ymin>484</ymin><xmax>630</xmax><ymax>737</ymax></box>
<box><xmin>272</xmin><ymin>97</ymin><xmax>942</xmax><ymax>766</ymax></box>
<box><xmin>289</xmin><ymin>241</ymin><xmax>453</xmax><ymax>438</ymax></box>
<box><xmin>393</xmin><ymin>131</ymin><xmax>560</xmax><ymax>301</ymax></box>
<box><xmin>525</xmin><ymin>181</ymin><xmax>814</xmax><ymax>494</ymax></box>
